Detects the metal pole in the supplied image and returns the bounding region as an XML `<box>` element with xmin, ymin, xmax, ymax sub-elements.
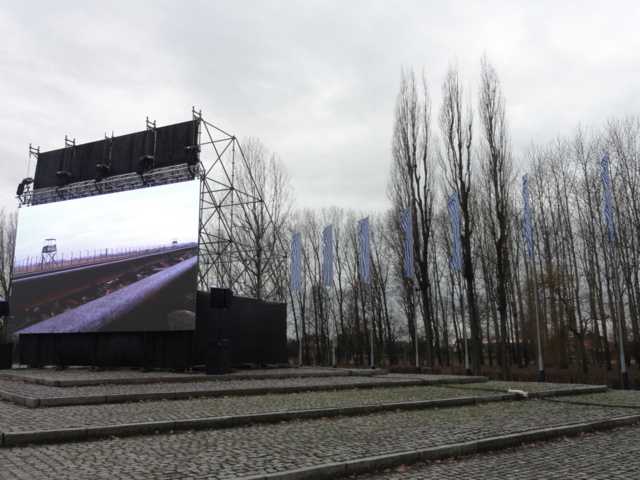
<box><xmin>370</xmin><ymin>321</ymin><xmax>375</xmax><ymax>368</ymax></box>
<box><xmin>369</xmin><ymin>315</ymin><xmax>375</xmax><ymax>369</ymax></box>
<box><xmin>297</xmin><ymin>291</ymin><xmax>303</xmax><ymax>367</ymax></box>
<box><xmin>458</xmin><ymin>271</ymin><xmax>471</xmax><ymax>376</ymax></box>
<box><xmin>411</xmin><ymin>286</ymin><xmax>419</xmax><ymax>373</ymax></box>
<box><xmin>532</xmin><ymin>269</ymin><xmax>546</xmax><ymax>382</ymax></box>
<box><xmin>611</xmin><ymin>243</ymin><xmax>629</xmax><ymax>390</ymax></box>
<box><xmin>414</xmin><ymin>320</ymin><xmax>419</xmax><ymax>373</ymax></box>
<box><xmin>328</xmin><ymin>287</ymin><xmax>338</xmax><ymax>368</ymax></box>
<box><xmin>332</xmin><ymin>337</ymin><xmax>337</xmax><ymax>368</ymax></box>
<box><xmin>368</xmin><ymin>286</ymin><xmax>375</xmax><ymax>369</ymax></box>
<box><xmin>529</xmin><ymin>252</ymin><xmax>545</xmax><ymax>382</ymax></box>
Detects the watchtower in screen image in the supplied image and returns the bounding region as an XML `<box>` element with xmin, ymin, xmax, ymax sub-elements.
<box><xmin>40</xmin><ymin>238</ymin><xmax>57</xmax><ymax>269</ymax></box>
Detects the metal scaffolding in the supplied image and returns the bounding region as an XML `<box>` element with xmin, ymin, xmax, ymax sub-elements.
<box><xmin>194</xmin><ymin>110</ymin><xmax>288</xmax><ymax>300</ymax></box>
<box><xmin>21</xmin><ymin>164</ymin><xmax>196</xmax><ymax>206</ymax></box>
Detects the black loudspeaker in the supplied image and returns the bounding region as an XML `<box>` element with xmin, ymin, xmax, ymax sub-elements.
<box><xmin>210</xmin><ymin>288</ymin><xmax>233</xmax><ymax>309</ymax></box>
<box><xmin>205</xmin><ymin>340</ymin><xmax>232</xmax><ymax>375</ymax></box>
<box><xmin>0</xmin><ymin>301</ymin><xmax>9</xmax><ymax>317</ymax></box>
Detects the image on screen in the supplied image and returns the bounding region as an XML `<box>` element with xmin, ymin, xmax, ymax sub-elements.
<box><xmin>10</xmin><ymin>180</ymin><xmax>200</xmax><ymax>334</ymax></box>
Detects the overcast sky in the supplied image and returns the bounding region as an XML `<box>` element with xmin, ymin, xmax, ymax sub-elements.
<box><xmin>2</xmin><ymin>1</ymin><xmax>639</xmax><ymax>217</ymax></box>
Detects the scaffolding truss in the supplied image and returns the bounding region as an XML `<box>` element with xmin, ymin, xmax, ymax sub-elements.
<box><xmin>194</xmin><ymin>111</ymin><xmax>289</xmax><ymax>300</ymax></box>
<box><xmin>21</xmin><ymin>164</ymin><xmax>196</xmax><ymax>206</ymax></box>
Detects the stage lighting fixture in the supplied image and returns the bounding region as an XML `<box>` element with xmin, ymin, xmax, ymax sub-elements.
<box><xmin>16</xmin><ymin>177</ymin><xmax>34</xmax><ymax>196</ymax></box>
<box><xmin>56</xmin><ymin>171</ymin><xmax>72</xmax><ymax>188</ymax></box>
<box><xmin>184</xmin><ymin>145</ymin><xmax>201</xmax><ymax>166</ymax></box>
<box><xmin>95</xmin><ymin>164</ymin><xmax>111</xmax><ymax>182</ymax></box>
<box><xmin>137</xmin><ymin>155</ymin><xmax>155</xmax><ymax>175</ymax></box>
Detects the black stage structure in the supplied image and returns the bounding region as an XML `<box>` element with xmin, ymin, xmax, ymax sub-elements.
<box><xmin>13</xmin><ymin>110</ymin><xmax>288</xmax><ymax>370</ymax></box>
<box><xmin>20</xmin><ymin>295</ymin><xmax>287</xmax><ymax>369</ymax></box>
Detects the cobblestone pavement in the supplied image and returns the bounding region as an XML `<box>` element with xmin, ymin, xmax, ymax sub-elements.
<box><xmin>0</xmin><ymin>369</ymin><xmax>636</xmax><ymax>479</ymax></box>
<box><xmin>351</xmin><ymin>425</ymin><xmax>640</xmax><ymax>479</ymax></box>
<box><xmin>0</xmin><ymin>369</ymin><xmax>590</xmax><ymax>402</ymax></box>
<box><xmin>0</xmin><ymin>373</ymin><xmax>424</xmax><ymax>400</ymax></box>
<box><xmin>0</xmin><ymin>379</ymin><xmax>610</xmax><ymax>434</ymax></box>
<box><xmin>0</xmin><ymin>384</ymin><xmax>460</xmax><ymax>433</ymax></box>
<box><xmin>0</xmin><ymin>384</ymin><xmax>463</xmax><ymax>433</ymax></box>
<box><xmin>0</xmin><ymin>367</ymin><xmax>372</xmax><ymax>386</ymax></box>
<box><xmin>1</xmin><ymin>388</ymin><xmax>640</xmax><ymax>479</ymax></box>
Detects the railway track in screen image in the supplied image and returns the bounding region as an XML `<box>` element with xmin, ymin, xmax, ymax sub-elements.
<box><xmin>10</xmin><ymin>244</ymin><xmax>198</xmax><ymax>334</ymax></box>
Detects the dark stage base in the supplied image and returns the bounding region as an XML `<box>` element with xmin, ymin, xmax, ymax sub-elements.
<box><xmin>18</xmin><ymin>294</ymin><xmax>287</xmax><ymax>369</ymax></box>
<box><xmin>19</xmin><ymin>331</ymin><xmax>191</xmax><ymax>369</ymax></box>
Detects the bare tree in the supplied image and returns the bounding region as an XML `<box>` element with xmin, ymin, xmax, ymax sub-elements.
<box><xmin>439</xmin><ymin>62</ymin><xmax>482</xmax><ymax>374</ymax></box>
<box><xmin>606</xmin><ymin>116</ymin><xmax>640</xmax><ymax>368</ymax></box>
<box><xmin>0</xmin><ymin>208</ymin><xmax>17</xmax><ymax>341</ymax></box>
<box><xmin>234</xmin><ymin>137</ymin><xmax>295</xmax><ymax>301</ymax></box>
<box><xmin>477</xmin><ymin>54</ymin><xmax>515</xmax><ymax>379</ymax></box>
<box><xmin>324</xmin><ymin>207</ymin><xmax>350</xmax><ymax>364</ymax></box>
<box><xmin>369</xmin><ymin>211</ymin><xmax>399</xmax><ymax>366</ymax></box>
<box><xmin>573</xmin><ymin>132</ymin><xmax>612</xmax><ymax>368</ymax></box>
<box><xmin>388</xmin><ymin>67</ymin><xmax>438</xmax><ymax>367</ymax></box>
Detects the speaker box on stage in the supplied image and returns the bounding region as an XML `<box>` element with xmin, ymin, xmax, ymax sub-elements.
<box><xmin>205</xmin><ymin>340</ymin><xmax>232</xmax><ymax>375</ymax></box>
<box><xmin>210</xmin><ymin>288</ymin><xmax>233</xmax><ymax>309</ymax></box>
<box><xmin>0</xmin><ymin>301</ymin><xmax>9</xmax><ymax>317</ymax></box>
<box><xmin>0</xmin><ymin>343</ymin><xmax>12</xmax><ymax>369</ymax></box>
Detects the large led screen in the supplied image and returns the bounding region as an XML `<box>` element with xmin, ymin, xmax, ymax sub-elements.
<box><xmin>10</xmin><ymin>180</ymin><xmax>200</xmax><ymax>334</ymax></box>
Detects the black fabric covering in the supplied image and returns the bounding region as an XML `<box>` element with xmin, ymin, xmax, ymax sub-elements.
<box><xmin>33</xmin><ymin>120</ymin><xmax>199</xmax><ymax>189</ymax></box>
<box><xmin>193</xmin><ymin>291</ymin><xmax>287</xmax><ymax>366</ymax></box>
<box><xmin>0</xmin><ymin>300</ymin><xmax>9</xmax><ymax>316</ymax></box>
<box><xmin>19</xmin><ymin>331</ymin><xmax>191</xmax><ymax>369</ymax></box>
<box><xmin>0</xmin><ymin>343</ymin><xmax>13</xmax><ymax>369</ymax></box>
<box><xmin>204</xmin><ymin>340</ymin><xmax>232</xmax><ymax>375</ymax></box>
<box><xmin>210</xmin><ymin>287</ymin><xmax>233</xmax><ymax>309</ymax></box>
<box><xmin>18</xmin><ymin>292</ymin><xmax>287</xmax><ymax>368</ymax></box>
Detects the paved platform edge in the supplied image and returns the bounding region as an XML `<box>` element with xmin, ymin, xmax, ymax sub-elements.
<box><xmin>239</xmin><ymin>415</ymin><xmax>640</xmax><ymax>480</ymax></box>
<box><xmin>0</xmin><ymin>376</ymin><xmax>491</xmax><ymax>408</ymax></box>
<box><xmin>0</xmin><ymin>367</ymin><xmax>389</xmax><ymax>387</ymax></box>
<box><xmin>0</xmin><ymin>385</ymin><xmax>608</xmax><ymax>447</ymax></box>
<box><xmin>0</xmin><ymin>379</ymin><xmax>423</xmax><ymax>408</ymax></box>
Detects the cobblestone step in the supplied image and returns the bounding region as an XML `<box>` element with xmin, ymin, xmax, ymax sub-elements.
<box><xmin>0</xmin><ymin>366</ymin><xmax>384</xmax><ymax>387</ymax></box>
<box><xmin>345</xmin><ymin>422</ymin><xmax>640</xmax><ymax>479</ymax></box>
<box><xmin>256</xmin><ymin>415</ymin><xmax>640</xmax><ymax>480</ymax></box>
<box><xmin>0</xmin><ymin>383</ymin><xmax>610</xmax><ymax>447</ymax></box>
<box><xmin>1</xmin><ymin>388</ymin><xmax>639</xmax><ymax>479</ymax></box>
<box><xmin>0</xmin><ymin>371</ymin><xmax>489</xmax><ymax>408</ymax></box>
